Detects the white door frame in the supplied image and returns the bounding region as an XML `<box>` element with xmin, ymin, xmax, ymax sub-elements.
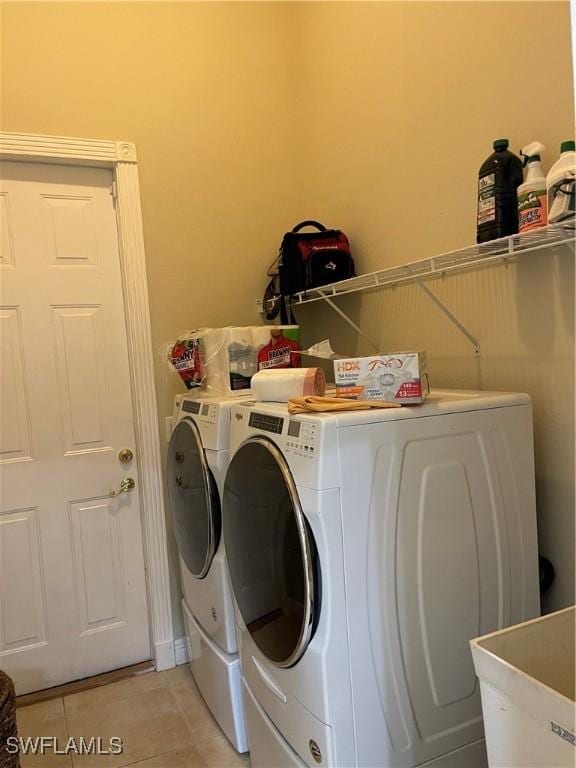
<box><xmin>0</xmin><ymin>132</ymin><xmax>175</xmax><ymax>671</ymax></box>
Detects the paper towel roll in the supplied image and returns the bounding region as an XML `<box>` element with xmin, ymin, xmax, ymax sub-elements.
<box><xmin>198</xmin><ymin>326</ymin><xmax>300</xmax><ymax>395</ymax></box>
<box><xmin>202</xmin><ymin>327</ymin><xmax>254</xmax><ymax>395</ymax></box>
<box><xmin>251</xmin><ymin>368</ymin><xmax>326</xmax><ymax>402</ymax></box>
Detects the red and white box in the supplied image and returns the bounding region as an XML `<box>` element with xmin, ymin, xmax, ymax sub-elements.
<box><xmin>334</xmin><ymin>351</ymin><xmax>428</xmax><ymax>405</ymax></box>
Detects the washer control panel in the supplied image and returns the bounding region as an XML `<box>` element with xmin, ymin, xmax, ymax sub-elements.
<box><xmin>285</xmin><ymin>419</ymin><xmax>318</xmax><ymax>459</ymax></box>
<box><xmin>181</xmin><ymin>399</ymin><xmax>216</xmax><ymax>425</ymax></box>
<box><xmin>248</xmin><ymin>412</ymin><xmax>284</xmax><ymax>434</ymax></box>
<box><xmin>197</xmin><ymin>402</ymin><xmax>217</xmax><ymax>426</ymax></box>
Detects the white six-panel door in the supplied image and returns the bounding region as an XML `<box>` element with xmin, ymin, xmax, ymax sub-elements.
<box><xmin>0</xmin><ymin>161</ymin><xmax>150</xmax><ymax>694</ymax></box>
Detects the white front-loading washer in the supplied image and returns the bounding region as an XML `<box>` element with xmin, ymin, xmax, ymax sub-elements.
<box><xmin>222</xmin><ymin>390</ymin><xmax>541</xmax><ymax>767</ymax></box>
<box><xmin>168</xmin><ymin>394</ymin><xmax>251</xmax><ymax>753</ymax></box>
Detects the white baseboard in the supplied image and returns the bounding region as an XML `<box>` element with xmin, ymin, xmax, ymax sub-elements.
<box><xmin>154</xmin><ymin>638</ymin><xmax>176</xmax><ymax>671</ymax></box>
<box><xmin>174</xmin><ymin>636</ymin><xmax>191</xmax><ymax>666</ymax></box>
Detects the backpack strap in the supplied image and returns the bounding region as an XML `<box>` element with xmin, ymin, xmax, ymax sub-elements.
<box><xmin>291</xmin><ymin>220</ymin><xmax>327</xmax><ymax>233</ymax></box>
<box><xmin>279</xmin><ymin>295</ymin><xmax>296</xmax><ymax>325</ymax></box>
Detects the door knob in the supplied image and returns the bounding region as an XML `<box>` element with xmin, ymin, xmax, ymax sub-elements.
<box><xmin>118</xmin><ymin>448</ymin><xmax>134</xmax><ymax>464</ymax></box>
<box><xmin>110</xmin><ymin>477</ymin><xmax>136</xmax><ymax>497</ymax></box>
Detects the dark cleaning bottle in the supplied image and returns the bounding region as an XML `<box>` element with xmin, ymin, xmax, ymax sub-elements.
<box><xmin>477</xmin><ymin>139</ymin><xmax>523</xmax><ymax>243</ymax></box>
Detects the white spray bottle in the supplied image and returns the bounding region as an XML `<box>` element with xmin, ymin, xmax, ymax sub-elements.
<box><xmin>518</xmin><ymin>141</ymin><xmax>547</xmax><ymax>232</ymax></box>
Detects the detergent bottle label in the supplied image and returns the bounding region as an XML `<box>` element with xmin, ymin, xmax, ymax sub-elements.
<box><xmin>477</xmin><ymin>173</ymin><xmax>496</xmax><ymax>225</ymax></box>
<box><xmin>548</xmin><ymin>176</ymin><xmax>576</xmax><ymax>223</ymax></box>
<box><xmin>518</xmin><ymin>188</ymin><xmax>548</xmax><ymax>232</ymax></box>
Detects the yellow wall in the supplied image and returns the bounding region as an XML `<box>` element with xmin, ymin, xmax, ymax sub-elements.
<box><xmin>294</xmin><ymin>1</ymin><xmax>573</xmax><ymax>262</ymax></box>
<box><xmin>293</xmin><ymin>1</ymin><xmax>575</xmax><ymax>612</ymax></box>
<box><xmin>0</xmin><ymin>1</ymin><xmax>303</xmax><ymax>638</ymax></box>
<box><xmin>1</xmin><ymin>1</ymin><xmax>573</xmax><ymax>633</ymax></box>
<box><xmin>1</xmin><ymin>1</ymin><xmax>301</xmax><ymax>402</ymax></box>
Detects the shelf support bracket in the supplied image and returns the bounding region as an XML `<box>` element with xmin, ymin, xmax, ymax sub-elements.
<box><xmin>409</xmin><ymin>273</ymin><xmax>481</xmax><ymax>356</ymax></box>
<box><xmin>316</xmin><ymin>290</ymin><xmax>380</xmax><ymax>352</ymax></box>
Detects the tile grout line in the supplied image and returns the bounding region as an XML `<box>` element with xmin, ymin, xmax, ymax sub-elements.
<box><xmin>61</xmin><ymin>695</ymin><xmax>74</xmax><ymax>768</ymax></box>
<box><xmin>117</xmin><ymin>672</ymin><xmax>207</xmax><ymax>768</ymax></box>
<box><xmin>64</xmin><ymin>675</ymin><xmax>170</xmax><ymax>768</ymax></box>
<box><xmin>63</xmin><ymin>676</ymin><xmax>168</xmax><ymax>722</ymax></box>
<box><xmin>114</xmin><ymin>678</ymin><xmax>210</xmax><ymax>768</ymax></box>
<box><xmin>54</xmin><ymin>671</ymin><xmax>213</xmax><ymax>768</ymax></box>
<box><xmin>164</xmin><ymin>672</ymin><xmax>211</xmax><ymax>768</ymax></box>
<box><xmin>166</xmin><ymin>677</ymin><xmax>203</xmax><ymax>752</ymax></box>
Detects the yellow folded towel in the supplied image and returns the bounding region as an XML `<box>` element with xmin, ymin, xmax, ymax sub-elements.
<box><xmin>287</xmin><ymin>396</ymin><xmax>401</xmax><ymax>414</ymax></box>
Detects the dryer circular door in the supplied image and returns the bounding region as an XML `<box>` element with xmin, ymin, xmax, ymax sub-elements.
<box><xmin>223</xmin><ymin>437</ymin><xmax>320</xmax><ymax>668</ymax></box>
<box><xmin>168</xmin><ymin>417</ymin><xmax>221</xmax><ymax>579</ymax></box>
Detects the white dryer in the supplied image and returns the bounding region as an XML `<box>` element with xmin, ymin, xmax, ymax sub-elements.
<box><xmin>168</xmin><ymin>394</ymin><xmax>251</xmax><ymax>753</ymax></box>
<box><xmin>222</xmin><ymin>390</ymin><xmax>540</xmax><ymax>768</ymax></box>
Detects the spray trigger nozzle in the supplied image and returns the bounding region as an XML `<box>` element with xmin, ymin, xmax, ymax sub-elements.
<box><xmin>520</xmin><ymin>141</ymin><xmax>546</xmax><ymax>166</ymax></box>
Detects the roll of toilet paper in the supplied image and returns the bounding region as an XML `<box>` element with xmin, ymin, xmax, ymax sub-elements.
<box><xmin>251</xmin><ymin>368</ymin><xmax>326</xmax><ymax>402</ymax></box>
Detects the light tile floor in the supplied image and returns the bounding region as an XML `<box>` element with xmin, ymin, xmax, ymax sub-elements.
<box><xmin>16</xmin><ymin>667</ymin><xmax>250</xmax><ymax>768</ymax></box>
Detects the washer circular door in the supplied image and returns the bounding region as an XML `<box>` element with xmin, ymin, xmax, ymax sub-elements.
<box><xmin>223</xmin><ymin>437</ymin><xmax>320</xmax><ymax>667</ymax></box>
<box><xmin>168</xmin><ymin>418</ymin><xmax>220</xmax><ymax>579</ymax></box>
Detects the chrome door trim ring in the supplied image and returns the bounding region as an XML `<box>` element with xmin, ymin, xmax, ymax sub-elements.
<box><xmin>238</xmin><ymin>435</ymin><xmax>316</xmax><ymax>668</ymax></box>
<box><xmin>171</xmin><ymin>417</ymin><xmax>217</xmax><ymax>579</ymax></box>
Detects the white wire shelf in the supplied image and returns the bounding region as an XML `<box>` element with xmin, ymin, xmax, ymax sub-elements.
<box><xmin>293</xmin><ymin>216</ymin><xmax>575</xmax><ymax>306</ymax></box>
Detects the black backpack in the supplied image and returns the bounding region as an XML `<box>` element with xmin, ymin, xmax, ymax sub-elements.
<box><xmin>279</xmin><ymin>220</ymin><xmax>355</xmax><ymax>296</ymax></box>
<box><xmin>264</xmin><ymin>221</ymin><xmax>355</xmax><ymax>323</ymax></box>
